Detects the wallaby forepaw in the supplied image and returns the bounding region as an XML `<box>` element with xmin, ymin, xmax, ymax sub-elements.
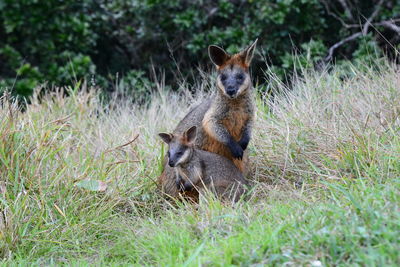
<box><xmin>183</xmin><ymin>182</ymin><xmax>194</xmax><ymax>191</ymax></box>
<box><xmin>238</xmin><ymin>139</ymin><xmax>249</xmax><ymax>150</ymax></box>
<box><xmin>176</xmin><ymin>178</ymin><xmax>184</xmax><ymax>191</ymax></box>
<box><xmin>229</xmin><ymin>142</ymin><xmax>244</xmax><ymax>159</ymax></box>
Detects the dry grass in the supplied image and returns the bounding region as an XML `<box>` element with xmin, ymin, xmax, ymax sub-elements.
<box><xmin>0</xmin><ymin>61</ymin><xmax>399</xmax><ymax>265</ymax></box>
<box><xmin>252</xmin><ymin>63</ymin><xmax>399</xmax><ymax>184</ymax></box>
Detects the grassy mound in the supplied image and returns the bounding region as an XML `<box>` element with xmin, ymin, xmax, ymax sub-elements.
<box><xmin>1</xmin><ymin>62</ymin><xmax>399</xmax><ymax>265</ymax></box>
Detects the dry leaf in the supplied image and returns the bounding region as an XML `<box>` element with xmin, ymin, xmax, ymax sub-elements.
<box><xmin>75</xmin><ymin>179</ymin><xmax>108</xmax><ymax>192</ymax></box>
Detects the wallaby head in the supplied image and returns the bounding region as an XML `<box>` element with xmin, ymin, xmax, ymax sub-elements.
<box><xmin>158</xmin><ymin>126</ymin><xmax>197</xmax><ymax>168</ymax></box>
<box><xmin>208</xmin><ymin>39</ymin><xmax>257</xmax><ymax>99</ymax></box>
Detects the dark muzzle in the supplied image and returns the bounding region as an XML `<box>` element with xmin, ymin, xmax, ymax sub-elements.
<box><xmin>226</xmin><ymin>86</ymin><xmax>236</xmax><ymax>96</ymax></box>
<box><xmin>168</xmin><ymin>160</ymin><xmax>175</xmax><ymax>167</ymax></box>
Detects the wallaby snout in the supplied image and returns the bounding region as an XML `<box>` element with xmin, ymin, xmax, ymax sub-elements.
<box><xmin>226</xmin><ymin>85</ymin><xmax>236</xmax><ymax>97</ymax></box>
<box><xmin>168</xmin><ymin>159</ymin><xmax>176</xmax><ymax>167</ymax></box>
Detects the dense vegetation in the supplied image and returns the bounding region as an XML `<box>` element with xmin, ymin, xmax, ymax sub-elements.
<box><xmin>1</xmin><ymin>0</ymin><xmax>399</xmax><ymax>99</ymax></box>
<box><xmin>0</xmin><ymin>60</ymin><xmax>399</xmax><ymax>265</ymax></box>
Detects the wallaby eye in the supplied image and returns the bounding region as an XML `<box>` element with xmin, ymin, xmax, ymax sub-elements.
<box><xmin>220</xmin><ymin>74</ymin><xmax>227</xmax><ymax>81</ymax></box>
<box><xmin>167</xmin><ymin>151</ymin><xmax>170</xmax><ymax>158</ymax></box>
<box><xmin>236</xmin><ymin>74</ymin><xmax>244</xmax><ymax>80</ymax></box>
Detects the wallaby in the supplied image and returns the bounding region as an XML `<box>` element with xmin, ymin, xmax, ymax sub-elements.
<box><xmin>158</xmin><ymin>126</ymin><xmax>248</xmax><ymax>202</ymax></box>
<box><xmin>158</xmin><ymin>39</ymin><xmax>257</xmax><ymax>198</ymax></box>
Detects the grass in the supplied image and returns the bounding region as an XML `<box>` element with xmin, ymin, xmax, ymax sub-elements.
<box><xmin>0</xmin><ymin>61</ymin><xmax>399</xmax><ymax>266</ymax></box>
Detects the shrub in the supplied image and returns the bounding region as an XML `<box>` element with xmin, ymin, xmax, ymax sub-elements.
<box><xmin>0</xmin><ymin>0</ymin><xmax>399</xmax><ymax>99</ymax></box>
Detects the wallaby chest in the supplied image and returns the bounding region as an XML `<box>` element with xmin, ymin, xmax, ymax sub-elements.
<box><xmin>221</xmin><ymin>103</ymin><xmax>251</xmax><ymax>140</ymax></box>
<box><xmin>176</xmin><ymin>162</ymin><xmax>203</xmax><ymax>186</ymax></box>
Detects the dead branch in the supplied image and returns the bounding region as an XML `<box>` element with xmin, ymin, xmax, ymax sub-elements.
<box><xmin>321</xmin><ymin>0</ymin><xmax>351</xmax><ymax>28</ymax></box>
<box><xmin>322</xmin><ymin>0</ymin><xmax>400</xmax><ymax>63</ymax></box>
<box><xmin>345</xmin><ymin>18</ymin><xmax>400</xmax><ymax>29</ymax></box>
<box><xmin>324</xmin><ymin>19</ymin><xmax>400</xmax><ymax>63</ymax></box>
<box><xmin>325</xmin><ymin>32</ymin><xmax>363</xmax><ymax>62</ymax></box>
<box><xmin>378</xmin><ymin>21</ymin><xmax>400</xmax><ymax>34</ymax></box>
<box><xmin>338</xmin><ymin>0</ymin><xmax>354</xmax><ymax>20</ymax></box>
<box><xmin>362</xmin><ymin>0</ymin><xmax>385</xmax><ymax>35</ymax></box>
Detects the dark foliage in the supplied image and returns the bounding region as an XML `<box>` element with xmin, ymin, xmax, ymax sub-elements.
<box><xmin>0</xmin><ymin>0</ymin><xmax>399</xmax><ymax>99</ymax></box>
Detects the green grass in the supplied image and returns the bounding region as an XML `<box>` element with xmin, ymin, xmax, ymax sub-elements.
<box><xmin>0</xmin><ymin>61</ymin><xmax>399</xmax><ymax>266</ymax></box>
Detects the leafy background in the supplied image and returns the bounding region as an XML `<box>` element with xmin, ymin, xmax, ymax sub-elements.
<box><xmin>0</xmin><ymin>0</ymin><xmax>399</xmax><ymax>99</ymax></box>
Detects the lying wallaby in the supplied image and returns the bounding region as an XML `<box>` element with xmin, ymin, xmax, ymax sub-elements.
<box><xmin>158</xmin><ymin>126</ymin><xmax>248</xmax><ymax>202</ymax></box>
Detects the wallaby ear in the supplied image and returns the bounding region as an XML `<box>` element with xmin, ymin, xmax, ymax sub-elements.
<box><xmin>240</xmin><ymin>38</ymin><xmax>258</xmax><ymax>66</ymax></box>
<box><xmin>208</xmin><ymin>45</ymin><xmax>230</xmax><ymax>67</ymax></box>
<box><xmin>158</xmin><ymin>133</ymin><xmax>173</xmax><ymax>144</ymax></box>
<box><xmin>184</xmin><ymin>126</ymin><xmax>197</xmax><ymax>144</ymax></box>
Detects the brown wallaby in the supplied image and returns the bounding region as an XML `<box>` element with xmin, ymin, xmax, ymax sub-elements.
<box><xmin>158</xmin><ymin>39</ymin><xmax>257</xmax><ymax>198</ymax></box>
<box><xmin>158</xmin><ymin>126</ymin><xmax>248</xmax><ymax>203</ymax></box>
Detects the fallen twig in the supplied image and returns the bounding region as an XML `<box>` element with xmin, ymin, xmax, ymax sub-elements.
<box><xmin>104</xmin><ymin>134</ymin><xmax>139</xmax><ymax>154</ymax></box>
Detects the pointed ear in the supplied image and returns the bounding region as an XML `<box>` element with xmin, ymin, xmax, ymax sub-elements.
<box><xmin>158</xmin><ymin>133</ymin><xmax>173</xmax><ymax>144</ymax></box>
<box><xmin>240</xmin><ymin>38</ymin><xmax>258</xmax><ymax>66</ymax></box>
<box><xmin>208</xmin><ymin>45</ymin><xmax>230</xmax><ymax>67</ymax></box>
<box><xmin>184</xmin><ymin>126</ymin><xmax>197</xmax><ymax>144</ymax></box>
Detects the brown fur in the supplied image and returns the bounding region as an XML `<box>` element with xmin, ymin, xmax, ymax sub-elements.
<box><xmin>157</xmin><ymin>40</ymin><xmax>257</xmax><ymax>198</ymax></box>
<box><xmin>157</xmin><ymin>160</ymin><xmax>199</xmax><ymax>202</ymax></box>
<box><xmin>201</xmin><ymin>88</ymin><xmax>254</xmax><ymax>172</ymax></box>
<box><xmin>217</xmin><ymin>54</ymin><xmax>249</xmax><ymax>71</ymax></box>
<box><xmin>159</xmin><ymin>127</ymin><xmax>248</xmax><ymax>203</ymax></box>
<box><xmin>183</xmin><ymin>149</ymin><xmax>249</xmax><ymax>203</ymax></box>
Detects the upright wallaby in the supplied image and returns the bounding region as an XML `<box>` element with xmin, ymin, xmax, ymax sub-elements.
<box><xmin>159</xmin><ymin>126</ymin><xmax>248</xmax><ymax>202</ymax></box>
<box><xmin>158</xmin><ymin>39</ymin><xmax>257</xmax><ymax>198</ymax></box>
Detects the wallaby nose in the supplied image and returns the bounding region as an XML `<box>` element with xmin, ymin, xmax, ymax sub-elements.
<box><xmin>226</xmin><ymin>86</ymin><xmax>236</xmax><ymax>96</ymax></box>
<box><xmin>168</xmin><ymin>160</ymin><xmax>175</xmax><ymax>167</ymax></box>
